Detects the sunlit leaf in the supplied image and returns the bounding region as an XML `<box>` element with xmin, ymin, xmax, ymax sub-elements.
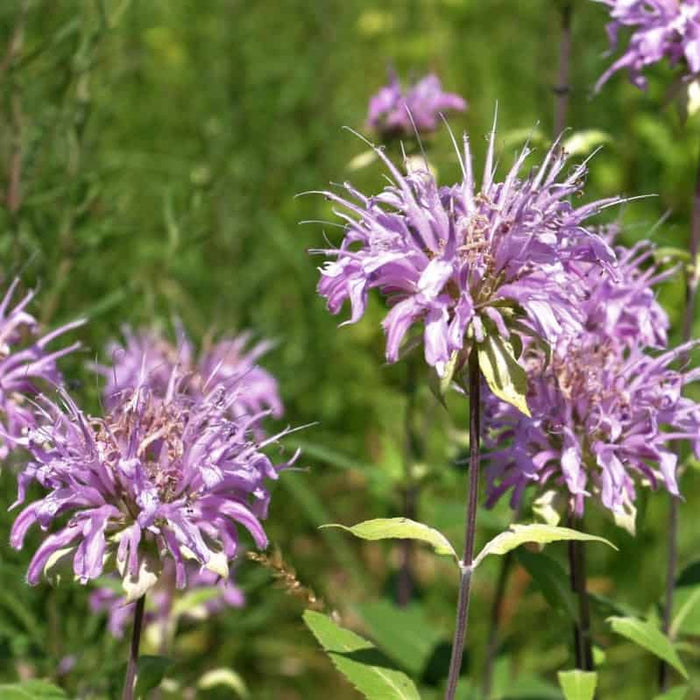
<box><xmin>557</xmin><ymin>670</ymin><xmax>597</xmax><ymax>700</ymax></box>
<box><xmin>303</xmin><ymin>611</ymin><xmax>421</xmax><ymax>700</ymax></box>
<box><xmin>322</xmin><ymin>518</ymin><xmax>458</xmax><ymax>562</ymax></box>
<box><xmin>119</xmin><ymin>550</ymin><xmax>162</xmax><ymax>603</ymax></box>
<box><xmin>0</xmin><ymin>681</ymin><xmax>68</xmax><ymax>699</ymax></box>
<box><xmin>198</xmin><ymin>668</ymin><xmax>249</xmax><ymax>698</ymax></box>
<box><xmin>477</xmin><ymin>333</ymin><xmax>530</xmax><ymax>416</ymax></box>
<box><xmin>607</xmin><ymin>617</ymin><xmax>688</xmax><ymax>679</ymax></box>
<box><xmin>473</xmin><ymin>524</ymin><xmax>616</xmax><ymax>569</ymax></box>
<box><xmin>562</xmin><ymin>130</ymin><xmax>611</xmax><ymax>157</ymax></box>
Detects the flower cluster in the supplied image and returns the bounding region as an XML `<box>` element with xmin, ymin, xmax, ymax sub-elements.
<box><xmin>10</xmin><ymin>365</ymin><xmax>297</xmax><ymax>589</ymax></box>
<box><xmin>484</xmin><ymin>236</ymin><xmax>700</xmax><ymax>526</ymax></box>
<box><xmin>90</xmin><ymin>559</ymin><xmax>244</xmax><ymax>639</ymax></box>
<box><xmin>313</xmin><ymin>123</ymin><xmax>619</xmax><ymax>375</ymax></box>
<box><xmin>367</xmin><ymin>71</ymin><xmax>467</xmax><ymax>139</ymax></box>
<box><xmin>0</xmin><ymin>280</ymin><xmax>82</xmax><ymax>459</ymax></box>
<box><xmin>595</xmin><ymin>0</ymin><xmax>700</xmax><ymax>91</ymax></box>
<box><xmin>98</xmin><ymin>326</ymin><xmax>283</xmax><ymax>423</ymax></box>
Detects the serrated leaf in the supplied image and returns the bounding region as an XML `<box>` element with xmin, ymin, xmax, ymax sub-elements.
<box><xmin>562</xmin><ymin>130</ymin><xmax>611</xmax><ymax>156</ymax></box>
<box><xmin>198</xmin><ymin>668</ymin><xmax>249</xmax><ymax>697</ymax></box>
<box><xmin>653</xmin><ymin>686</ymin><xmax>690</xmax><ymax>700</ymax></box>
<box><xmin>516</xmin><ymin>549</ymin><xmax>576</xmax><ymax>620</ymax></box>
<box><xmin>607</xmin><ymin>617</ymin><xmax>688</xmax><ymax>679</ymax></box>
<box><xmin>473</xmin><ymin>524</ymin><xmax>616</xmax><ymax>569</ymax></box>
<box><xmin>303</xmin><ymin>610</ymin><xmax>421</xmax><ymax>700</ymax></box>
<box><xmin>356</xmin><ymin>601</ymin><xmax>442</xmax><ymax>676</ymax></box>
<box><xmin>477</xmin><ymin>334</ymin><xmax>530</xmax><ymax>416</ymax></box>
<box><xmin>557</xmin><ymin>670</ymin><xmax>597</xmax><ymax>700</ymax></box>
<box><xmin>322</xmin><ymin>518</ymin><xmax>458</xmax><ymax>562</ymax></box>
<box><xmin>134</xmin><ymin>655</ymin><xmax>173</xmax><ymax>697</ymax></box>
<box><xmin>0</xmin><ymin>681</ymin><xmax>68</xmax><ymax>699</ymax></box>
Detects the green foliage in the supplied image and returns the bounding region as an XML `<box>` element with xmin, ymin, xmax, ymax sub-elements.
<box><xmin>0</xmin><ymin>681</ymin><xmax>67</xmax><ymax>699</ymax></box>
<box><xmin>516</xmin><ymin>549</ymin><xmax>577</xmax><ymax>620</ymax></box>
<box><xmin>557</xmin><ymin>670</ymin><xmax>597</xmax><ymax>700</ymax></box>
<box><xmin>302</xmin><ymin>610</ymin><xmax>421</xmax><ymax>699</ymax></box>
<box><xmin>133</xmin><ymin>656</ymin><xmax>173</xmax><ymax>698</ymax></box>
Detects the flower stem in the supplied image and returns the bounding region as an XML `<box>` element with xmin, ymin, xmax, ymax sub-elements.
<box><xmin>659</xmin><ymin>141</ymin><xmax>700</xmax><ymax>691</ymax></box>
<box><xmin>553</xmin><ymin>0</ymin><xmax>573</xmax><ymax>136</ymax></box>
<box><xmin>567</xmin><ymin>518</ymin><xmax>593</xmax><ymax>671</ymax></box>
<box><xmin>122</xmin><ymin>595</ymin><xmax>146</xmax><ymax>700</ymax></box>
<box><xmin>445</xmin><ymin>348</ymin><xmax>481</xmax><ymax>700</ymax></box>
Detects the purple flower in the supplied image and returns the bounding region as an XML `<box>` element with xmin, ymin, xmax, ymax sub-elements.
<box><xmin>595</xmin><ymin>0</ymin><xmax>700</xmax><ymax>91</ymax></box>
<box><xmin>10</xmin><ymin>367</ymin><xmax>297</xmax><ymax>590</ymax></box>
<box><xmin>312</xmin><ymin>121</ymin><xmax>620</xmax><ymax>375</ymax></box>
<box><xmin>90</xmin><ymin>559</ymin><xmax>244</xmax><ymax>639</ymax></box>
<box><xmin>0</xmin><ymin>279</ymin><xmax>82</xmax><ymax>459</ymax></box>
<box><xmin>367</xmin><ymin>71</ymin><xmax>467</xmax><ymax>139</ymax></box>
<box><xmin>484</xmin><ymin>241</ymin><xmax>700</xmax><ymax>526</ymax></box>
<box><xmin>97</xmin><ymin>326</ymin><xmax>283</xmax><ymax>422</ymax></box>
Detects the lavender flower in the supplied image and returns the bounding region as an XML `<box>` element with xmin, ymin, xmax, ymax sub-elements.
<box><xmin>90</xmin><ymin>559</ymin><xmax>244</xmax><ymax>639</ymax></box>
<box><xmin>98</xmin><ymin>326</ymin><xmax>283</xmax><ymax>421</ymax></box>
<box><xmin>485</xmin><ymin>241</ymin><xmax>700</xmax><ymax>526</ymax></box>
<box><xmin>595</xmin><ymin>0</ymin><xmax>700</xmax><ymax>91</ymax></box>
<box><xmin>367</xmin><ymin>71</ymin><xmax>467</xmax><ymax>139</ymax></box>
<box><xmin>10</xmin><ymin>367</ymin><xmax>297</xmax><ymax>591</ymax></box>
<box><xmin>0</xmin><ymin>279</ymin><xmax>82</xmax><ymax>459</ymax></box>
<box><xmin>312</xmin><ymin>121</ymin><xmax>620</xmax><ymax>376</ymax></box>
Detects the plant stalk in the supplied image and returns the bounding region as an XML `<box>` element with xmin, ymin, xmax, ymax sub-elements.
<box><xmin>554</xmin><ymin>0</ymin><xmax>573</xmax><ymax>136</ymax></box>
<box><xmin>122</xmin><ymin>594</ymin><xmax>146</xmax><ymax>700</ymax></box>
<box><xmin>568</xmin><ymin>518</ymin><xmax>593</xmax><ymax>671</ymax></box>
<box><xmin>445</xmin><ymin>348</ymin><xmax>481</xmax><ymax>700</ymax></box>
<box><xmin>659</xmin><ymin>141</ymin><xmax>700</xmax><ymax>691</ymax></box>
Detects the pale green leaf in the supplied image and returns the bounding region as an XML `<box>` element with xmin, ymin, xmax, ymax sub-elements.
<box><xmin>473</xmin><ymin>524</ymin><xmax>616</xmax><ymax>569</ymax></box>
<box><xmin>477</xmin><ymin>334</ymin><xmax>530</xmax><ymax>416</ymax></box>
<box><xmin>322</xmin><ymin>518</ymin><xmax>458</xmax><ymax>562</ymax></box>
<box><xmin>607</xmin><ymin>617</ymin><xmax>688</xmax><ymax>679</ymax></box>
<box><xmin>562</xmin><ymin>130</ymin><xmax>611</xmax><ymax>157</ymax></box>
<box><xmin>119</xmin><ymin>550</ymin><xmax>162</xmax><ymax>603</ymax></box>
<box><xmin>653</xmin><ymin>686</ymin><xmax>690</xmax><ymax>700</ymax></box>
<box><xmin>171</xmin><ymin>586</ymin><xmax>222</xmax><ymax>620</ymax></box>
<box><xmin>0</xmin><ymin>681</ymin><xmax>68</xmax><ymax>699</ymax></box>
<box><xmin>557</xmin><ymin>670</ymin><xmax>597</xmax><ymax>700</ymax></box>
<box><xmin>532</xmin><ymin>490</ymin><xmax>564</xmax><ymax>527</ymax></box>
<box><xmin>198</xmin><ymin>668</ymin><xmax>249</xmax><ymax>698</ymax></box>
<box><xmin>303</xmin><ymin>610</ymin><xmax>421</xmax><ymax>700</ymax></box>
<box><xmin>430</xmin><ymin>350</ymin><xmax>460</xmax><ymax>407</ymax></box>
<box><xmin>347</xmin><ymin>149</ymin><xmax>378</xmax><ymax>171</ymax></box>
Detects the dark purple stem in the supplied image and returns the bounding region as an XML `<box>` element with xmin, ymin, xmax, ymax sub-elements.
<box><xmin>659</xmin><ymin>142</ymin><xmax>700</xmax><ymax>691</ymax></box>
<box><xmin>445</xmin><ymin>348</ymin><xmax>481</xmax><ymax>700</ymax></box>
<box><xmin>568</xmin><ymin>518</ymin><xmax>593</xmax><ymax>671</ymax></box>
<box><xmin>122</xmin><ymin>594</ymin><xmax>146</xmax><ymax>700</ymax></box>
<box><xmin>554</xmin><ymin>0</ymin><xmax>573</xmax><ymax>136</ymax></box>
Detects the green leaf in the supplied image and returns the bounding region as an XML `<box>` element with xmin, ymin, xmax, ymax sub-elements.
<box><xmin>134</xmin><ymin>655</ymin><xmax>173</xmax><ymax>697</ymax></box>
<box><xmin>670</xmin><ymin>585</ymin><xmax>700</xmax><ymax>637</ymax></box>
<box><xmin>171</xmin><ymin>586</ymin><xmax>222</xmax><ymax>619</ymax></box>
<box><xmin>653</xmin><ymin>687</ymin><xmax>690</xmax><ymax>700</ymax></box>
<box><xmin>303</xmin><ymin>610</ymin><xmax>421</xmax><ymax>700</ymax></box>
<box><xmin>0</xmin><ymin>681</ymin><xmax>68</xmax><ymax>699</ymax></box>
<box><xmin>198</xmin><ymin>668</ymin><xmax>249</xmax><ymax>697</ymax></box>
<box><xmin>516</xmin><ymin>549</ymin><xmax>576</xmax><ymax>619</ymax></box>
<box><xmin>322</xmin><ymin>518</ymin><xmax>458</xmax><ymax>562</ymax></box>
<box><xmin>562</xmin><ymin>130</ymin><xmax>611</xmax><ymax>156</ymax></box>
<box><xmin>119</xmin><ymin>549</ymin><xmax>162</xmax><ymax>603</ymax></box>
<box><xmin>477</xmin><ymin>334</ymin><xmax>530</xmax><ymax>416</ymax></box>
<box><xmin>356</xmin><ymin>601</ymin><xmax>442</xmax><ymax>676</ymax></box>
<box><xmin>607</xmin><ymin>617</ymin><xmax>688</xmax><ymax>679</ymax></box>
<box><xmin>473</xmin><ymin>524</ymin><xmax>616</xmax><ymax>569</ymax></box>
<box><xmin>429</xmin><ymin>350</ymin><xmax>461</xmax><ymax>407</ymax></box>
<box><xmin>557</xmin><ymin>670</ymin><xmax>597</xmax><ymax>700</ymax></box>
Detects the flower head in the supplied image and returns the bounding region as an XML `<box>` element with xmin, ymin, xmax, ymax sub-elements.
<box><xmin>484</xmin><ymin>241</ymin><xmax>699</xmax><ymax>527</ymax></box>
<box><xmin>595</xmin><ymin>0</ymin><xmax>700</xmax><ymax>91</ymax></box>
<box><xmin>90</xmin><ymin>559</ymin><xmax>244</xmax><ymax>639</ymax></box>
<box><xmin>0</xmin><ymin>279</ymin><xmax>82</xmax><ymax>458</ymax></box>
<box><xmin>10</xmin><ymin>367</ymin><xmax>297</xmax><ymax>590</ymax></box>
<box><xmin>312</xmin><ymin>121</ymin><xmax>620</xmax><ymax>375</ymax></box>
<box><xmin>367</xmin><ymin>71</ymin><xmax>467</xmax><ymax>139</ymax></box>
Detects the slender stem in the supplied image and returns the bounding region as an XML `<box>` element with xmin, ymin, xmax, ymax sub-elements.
<box><xmin>659</xmin><ymin>142</ymin><xmax>700</xmax><ymax>690</ymax></box>
<box><xmin>445</xmin><ymin>348</ymin><xmax>481</xmax><ymax>700</ymax></box>
<box><xmin>567</xmin><ymin>518</ymin><xmax>593</xmax><ymax>671</ymax></box>
<box><xmin>122</xmin><ymin>595</ymin><xmax>146</xmax><ymax>700</ymax></box>
<box><xmin>482</xmin><ymin>550</ymin><xmax>515</xmax><ymax>698</ymax></box>
<box><xmin>553</xmin><ymin>0</ymin><xmax>573</xmax><ymax>137</ymax></box>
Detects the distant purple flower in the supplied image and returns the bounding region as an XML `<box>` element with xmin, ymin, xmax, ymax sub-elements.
<box><xmin>10</xmin><ymin>368</ymin><xmax>297</xmax><ymax>589</ymax></box>
<box><xmin>98</xmin><ymin>327</ymin><xmax>283</xmax><ymax>422</ymax></box>
<box><xmin>367</xmin><ymin>71</ymin><xmax>467</xmax><ymax>139</ymax></box>
<box><xmin>0</xmin><ymin>279</ymin><xmax>82</xmax><ymax>459</ymax></box>
<box><xmin>595</xmin><ymin>0</ymin><xmax>700</xmax><ymax>91</ymax></box>
<box><xmin>312</xmin><ymin>122</ymin><xmax>620</xmax><ymax>375</ymax></box>
<box><xmin>90</xmin><ymin>559</ymin><xmax>244</xmax><ymax>639</ymax></box>
<box><xmin>485</xmin><ymin>242</ymin><xmax>700</xmax><ymax>523</ymax></box>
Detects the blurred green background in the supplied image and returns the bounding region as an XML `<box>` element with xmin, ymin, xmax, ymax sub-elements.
<box><xmin>0</xmin><ymin>0</ymin><xmax>699</xmax><ymax>698</ymax></box>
